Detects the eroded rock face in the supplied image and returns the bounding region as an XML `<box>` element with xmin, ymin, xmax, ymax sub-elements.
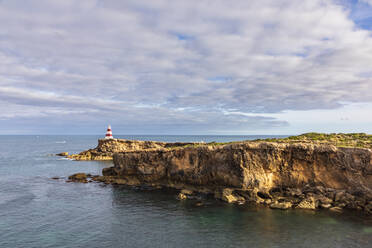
<box><xmin>67</xmin><ymin>138</ymin><xmax>198</xmax><ymax>160</ymax></box>
<box><xmin>107</xmin><ymin>142</ymin><xmax>372</xmax><ymax>214</ymax></box>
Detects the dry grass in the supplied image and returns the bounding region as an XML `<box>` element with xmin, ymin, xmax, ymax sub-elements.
<box><xmin>257</xmin><ymin>132</ymin><xmax>372</xmax><ymax>149</ymax></box>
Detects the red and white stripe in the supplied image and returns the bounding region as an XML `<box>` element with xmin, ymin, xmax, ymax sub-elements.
<box><xmin>105</xmin><ymin>125</ymin><xmax>113</xmax><ymax>139</ymax></box>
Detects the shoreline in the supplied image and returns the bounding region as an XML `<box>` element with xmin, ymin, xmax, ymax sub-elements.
<box><xmin>61</xmin><ymin>133</ymin><xmax>372</xmax><ymax>216</ymax></box>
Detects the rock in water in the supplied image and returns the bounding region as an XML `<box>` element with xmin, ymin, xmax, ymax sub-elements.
<box><xmin>68</xmin><ymin>173</ymin><xmax>88</xmax><ymax>183</ymax></box>
<box><xmin>56</xmin><ymin>152</ymin><xmax>68</xmax><ymax>156</ymax></box>
<box><xmin>177</xmin><ymin>193</ymin><xmax>187</xmax><ymax>200</ymax></box>
<box><xmin>320</xmin><ymin>204</ymin><xmax>332</xmax><ymax>209</ymax></box>
<box><xmin>329</xmin><ymin>207</ymin><xmax>343</xmax><ymax>213</ymax></box>
<box><xmin>297</xmin><ymin>197</ymin><xmax>316</xmax><ymax>210</ymax></box>
<box><xmin>217</xmin><ymin>188</ymin><xmax>245</xmax><ymax>204</ymax></box>
<box><xmin>181</xmin><ymin>189</ymin><xmax>194</xmax><ymax>196</ymax></box>
<box><xmin>270</xmin><ymin>201</ymin><xmax>293</xmax><ymax>210</ymax></box>
<box><xmin>113</xmin><ymin>179</ymin><xmax>127</xmax><ymax>185</ymax></box>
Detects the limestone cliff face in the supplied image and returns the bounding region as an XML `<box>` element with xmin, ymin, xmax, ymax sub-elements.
<box><xmin>111</xmin><ymin>142</ymin><xmax>372</xmax><ymax>192</ymax></box>
<box><xmin>106</xmin><ymin>142</ymin><xmax>372</xmax><ymax>213</ymax></box>
<box><xmin>67</xmin><ymin>138</ymin><xmax>197</xmax><ymax>160</ymax></box>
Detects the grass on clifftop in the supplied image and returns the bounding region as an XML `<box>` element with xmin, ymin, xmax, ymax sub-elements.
<box><xmin>257</xmin><ymin>132</ymin><xmax>372</xmax><ymax>149</ymax></box>
<box><xmin>169</xmin><ymin>133</ymin><xmax>372</xmax><ymax>149</ymax></box>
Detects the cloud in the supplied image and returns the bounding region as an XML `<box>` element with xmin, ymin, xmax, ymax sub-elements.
<box><xmin>0</xmin><ymin>0</ymin><xmax>371</xmax><ymax>133</ymax></box>
<box><xmin>360</xmin><ymin>0</ymin><xmax>372</xmax><ymax>5</ymax></box>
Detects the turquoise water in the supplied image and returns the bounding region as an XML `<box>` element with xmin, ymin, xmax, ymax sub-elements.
<box><xmin>0</xmin><ymin>135</ymin><xmax>371</xmax><ymax>248</ymax></box>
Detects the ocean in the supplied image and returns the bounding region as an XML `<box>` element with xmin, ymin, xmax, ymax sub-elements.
<box><xmin>0</xmin><ymin>135</ymin><xmax>371</xmax><ymax>248</ymax></box>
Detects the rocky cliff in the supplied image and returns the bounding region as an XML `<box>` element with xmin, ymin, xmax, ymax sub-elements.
<box><xmin>67</xmin><ymin>138</ymin><xmax>198</xmax><ymax>160</ymax></box>
<box><xmin>102</xmin><ymin>142</ymin><xmax>372</xmax><ymax>214</ymax></box>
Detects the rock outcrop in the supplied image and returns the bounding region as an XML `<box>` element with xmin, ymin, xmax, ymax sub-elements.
<box><xmin>67</xmin><ymin>138</ymin><xmax>198</xmax><ymax>160</ymax></box>
<box><xmin>56</xmin><ymin>152</ymin><xmax>68</xmax><ymax>156</ymax></box>
<box><xmin>68</xmin><ymin>173</ymin><xmax>88</xmax><ymax>183</ymax></box>
<box><xmin>100</xmin><ymin>142</ymin><xmax>372</xmax><ymax>214</ymax></box>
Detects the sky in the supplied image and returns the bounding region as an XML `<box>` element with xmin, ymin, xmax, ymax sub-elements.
<box><xmin>0</xmin><ymin>0</ymin><xmax>372</xmax><ymax>135</ymax></box>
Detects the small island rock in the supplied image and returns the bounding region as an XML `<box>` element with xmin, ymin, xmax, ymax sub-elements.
<box><xmin>68</xmin><ymin>173</ymin><xmax>88</xmax><ymax>183</ymax></box>
<box><xmin>56</xmin><ymin>152</ymin><xmax>68</xmax><ymax>156</ymax></box>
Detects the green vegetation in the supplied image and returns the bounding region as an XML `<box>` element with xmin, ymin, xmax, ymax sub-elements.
<box><xmin>175</xmin><ymin>141</ymin><xmax>236</xmax><ymax>148</ymax></box>
<box><xmin>168</xmin><ymin>133</ymin><xmax>372</xmax><ymax>149</ymax></box>
<box><xmin>257</xmin><ymin>132</ymin><xmax>372</xmax><ymax>149</ymax></box>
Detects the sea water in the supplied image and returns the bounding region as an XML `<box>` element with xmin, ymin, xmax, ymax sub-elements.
<box><xmin>0</xmin><ymin>135</ymin><xmax>371</xmax><ymax>248</ymax></box>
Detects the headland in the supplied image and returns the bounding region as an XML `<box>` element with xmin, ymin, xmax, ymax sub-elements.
<box><xmin>64</xmin><ymin>133</ymin><xmax>372</xmax><ymax>215</ymax></box>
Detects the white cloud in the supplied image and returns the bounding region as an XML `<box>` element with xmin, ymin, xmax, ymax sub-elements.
<box><xmin>0</xmin><ymin>0</ymin><xmax>371</xmax><ymax>133</ymax></box>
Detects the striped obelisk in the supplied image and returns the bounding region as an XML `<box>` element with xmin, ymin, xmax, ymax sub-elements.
<box><xmin>105</xmin><ymin>125</ymin><xmax>113</xmax><ymax>139</ymax></box>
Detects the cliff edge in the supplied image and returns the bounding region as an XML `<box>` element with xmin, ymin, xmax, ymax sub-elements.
<box><xmin>102</xmin><ymin>141</ymin><xmax>372</xmax><ymax>214</ymax></box>
<box><xmin>65</xmin><ymin>133</ymin><xmax>372</xmax><ymax>214</ymax></box>
<box><xmin>67</xmin><ymin>138</ymin><xmax>199</xmax><ymax>160</ymax></box>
